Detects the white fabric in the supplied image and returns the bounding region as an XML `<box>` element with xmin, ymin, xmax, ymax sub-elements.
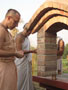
<box><xmin>57</xmin><ymin>56</ymin><xmax>63</xmax><ymax>73</ymax></box>
<box><xmin>15</xmin><ymin>37</ymin><xmax>34</xmax><ymax>90</ymax></box>
<box><xmin>57</xmin><ymin>37</ymin><xmax>63</xmax><ymax>73</ymax></box>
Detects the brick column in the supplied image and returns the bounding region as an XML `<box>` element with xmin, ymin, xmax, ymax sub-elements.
<box><xmin>37</xmin><ymin>28</ymin><xmax>57</xmax><ymax>76</ymax></box>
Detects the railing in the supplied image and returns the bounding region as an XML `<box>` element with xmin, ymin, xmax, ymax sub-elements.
<box><xmin>32</xmin><ymin>75</ymin><xmax>68</xmax><ymax>90</ymax></box>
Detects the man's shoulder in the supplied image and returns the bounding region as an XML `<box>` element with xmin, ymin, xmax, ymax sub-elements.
<box><xmin>0</xmin><ymin>24</ymin><xmax>6</xmax><ymax>32</ymax></box>
<box><xmin>0</xmin><ymin>26</ymin><xmax>7</xmax><ymax>36</ymax></box>
<box><xmin>16</xmin><ymin>32</ymin><xmax>24</xmax><ymax>38</ymax></box>
<box><xmin>16</xmin><ymin>32</ymin><xmax>25</xmax><ymax>41</ymax></box>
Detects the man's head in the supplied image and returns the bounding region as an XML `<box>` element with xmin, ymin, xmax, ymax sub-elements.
<box><xmin>58</xmin><ymin>39</ymin><xmax>64</xmax><ymax>49</ymax></box>
<box><xmin>22</xmin><ymin>23</ymin><xmax>31</xmax><ymax>37</ymax></box>
<box><xmin>5</xmin><ymin>9</ymin><xmax>20</xmax><ymax>29</ymax></box>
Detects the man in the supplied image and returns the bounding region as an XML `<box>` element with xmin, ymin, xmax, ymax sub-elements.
<box><xmin>0</xmin><ymin>9</ymin><xmax>24</xmax><ymax>90</ymax></box>
<box><xmin>57</xmin><ymin>38</ymin><xmax>64</xmax><ymax>74</ymax></box>
<box><xmin>15</xmin><ymin>23</ymin><xmax>37</xmax><ymax>90</ymax></box>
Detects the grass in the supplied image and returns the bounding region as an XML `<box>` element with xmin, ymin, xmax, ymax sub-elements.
<box><xmin>32</xmin><ymin>58</ymin><xmax>68</xmax><ymax>76</ymax></box>
<box><xmin>63</xmin><ymin>59</ymin><xmax>68</xmax><ymax>73</ymax></box>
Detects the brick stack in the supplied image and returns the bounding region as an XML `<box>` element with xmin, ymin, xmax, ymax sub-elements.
<box><xmin>37</xmin><ymin>28</ymin><xmax>57</xmax><ymax>76</ymax></box>
<box><xmin>25</xmin><ymin>0</ymin><xmax>68</xmax><ymax>76</ymax></box>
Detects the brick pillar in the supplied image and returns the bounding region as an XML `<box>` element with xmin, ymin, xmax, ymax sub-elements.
<box><xmin>37</xmin><ymin>28</ymin><xmax>57</xmax><ymax>76</ymax></box>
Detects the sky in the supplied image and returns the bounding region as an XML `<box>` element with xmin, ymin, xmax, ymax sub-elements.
<box><xmin>0</xmin><ymin>0</ymin><xmax>68</xmax><ymax>47</ymax></box>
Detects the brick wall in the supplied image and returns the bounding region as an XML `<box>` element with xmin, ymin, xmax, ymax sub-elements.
<box><xmin>37</xmin><ymin>28</ymin><xmax>57</xmax><ymax>76</ymax></box>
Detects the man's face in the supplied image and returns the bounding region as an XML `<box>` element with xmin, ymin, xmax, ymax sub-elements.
<box><xmin>7</xmin><ymin>13</ymin><xmax>20</xmax><ymax>30</ymax></box>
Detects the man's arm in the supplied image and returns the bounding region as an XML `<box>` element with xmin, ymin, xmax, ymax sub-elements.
<box><xmin>15</xmin><ymin>33</ymin><xmax>37</xmax><ymax>54</ymax></box>
<box><xmin>15</xmin><ymin>33</ymin><xmax>25</xmax><ymax>51</ymax></box>
<box><xmin>24</xmin><ymin>49</ymin><xmax>37</xmax><ymax>54</ymax></box>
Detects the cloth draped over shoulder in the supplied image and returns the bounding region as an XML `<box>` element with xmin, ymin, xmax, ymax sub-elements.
<box><xmin>15</xmin><ymin>36</ymin><xmax>34</xmax><ymax>90</ymax></box>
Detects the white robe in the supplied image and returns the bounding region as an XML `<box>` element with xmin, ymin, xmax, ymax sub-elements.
<box><xmin>57</xmin><ymin>37</ymin><xmax>63</xmax><ymax>73</ymax></box>
<box><xmin>57</xmin><ymin>56</ymin><xmax>63</xmax><ymax>73</ymax></box>
<box><xmin>15</xmin><ymin>37</ymin><xmax>34</xmax><ymax>90</ymax></box>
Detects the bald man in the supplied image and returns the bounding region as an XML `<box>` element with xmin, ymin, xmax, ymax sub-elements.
<box><xmin>0</xmin><ymin>9</ymin><xmax>24</xmax><ymax>90</ymax></box>
<box><xmin>15</xmin><ymin>24</ymin><xmax>37</xmax><ymax>90</ymax></box>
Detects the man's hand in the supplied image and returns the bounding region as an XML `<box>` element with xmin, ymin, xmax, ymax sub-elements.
<box><xmin>15</xmin><ymin>50</ymin><xmax>24</xmax><ymax>58</ymax></box>
<box><xmin>33</xmin><ymin>49</ymin><xmax>37</xmax><ymax>53</ymax></box>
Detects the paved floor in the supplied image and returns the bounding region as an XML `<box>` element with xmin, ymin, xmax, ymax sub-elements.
<box><xmin>33</xmin><ymin>73</ymin><xmax>68</xmax><ymax>90</ymax></box>
<box><xmin>33</xmin><ymin>82</ymin><xmax>46</xmax><ymax>90</ymax></box>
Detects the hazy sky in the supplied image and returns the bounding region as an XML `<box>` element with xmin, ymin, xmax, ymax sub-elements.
<box><xmin>0</xmin><ymin>0</ymin><xmax>68</xmax><ymax>47</ymax></box>
<box><xmin>0</xmin><ymin>0</ymin><xmax>46</xmax><ymax>47</ymax></box>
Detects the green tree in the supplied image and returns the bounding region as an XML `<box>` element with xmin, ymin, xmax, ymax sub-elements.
<box><xmin>30</xmin><ymin>47</ymin><xmax>37</xmax><ymax>75</ymax></box>
<box><xmin>63</xmin><ymin>44</ymin><xmax>68</xmax><ymax>59</ymax></box>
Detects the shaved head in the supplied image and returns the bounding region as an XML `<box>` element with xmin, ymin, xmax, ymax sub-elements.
<box><xmin>5</xmin><ymin>9</ymin><xmax>20</xmax><ymax>18</ymax></box>
<box><xmin>4</xmin><ymin>9</ymin><xmax>21</xmax><ymax>29</ymax></box>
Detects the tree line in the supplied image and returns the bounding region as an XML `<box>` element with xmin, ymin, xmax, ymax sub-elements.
<box><xmin>63</xmin><ymin>44</ymin><xmax>68</xmax><ymax>59</ymax></box>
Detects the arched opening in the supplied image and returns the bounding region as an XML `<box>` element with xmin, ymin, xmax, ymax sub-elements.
<box><xmin>36</xmin><ymin>22</ymin><xmax>68</xmax><ymax>77</ymax></box>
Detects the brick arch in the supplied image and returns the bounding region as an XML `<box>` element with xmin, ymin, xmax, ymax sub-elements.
<box><xmin>46</xmin><ymin>22</ymin><xmax>68</xmax><ymax>33</ymax></box>
<box><xmin>26</xmin><ymin>0</ymin><xmax>68</xmax><ymax>34</ymax></box>
<box><xmin>31</xmin><ymin>9</ymin><xmax>68</xmax><ymax>33</ymax></box>
<box><xmin>43</xmin><ymin>16</ymin><xmax>68</xmax><ymax>32</ymax></box>
<box><xmin>27</xmin><ymin>0</ymin><xmax>68</xmax><ymax>76</ymax></box>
